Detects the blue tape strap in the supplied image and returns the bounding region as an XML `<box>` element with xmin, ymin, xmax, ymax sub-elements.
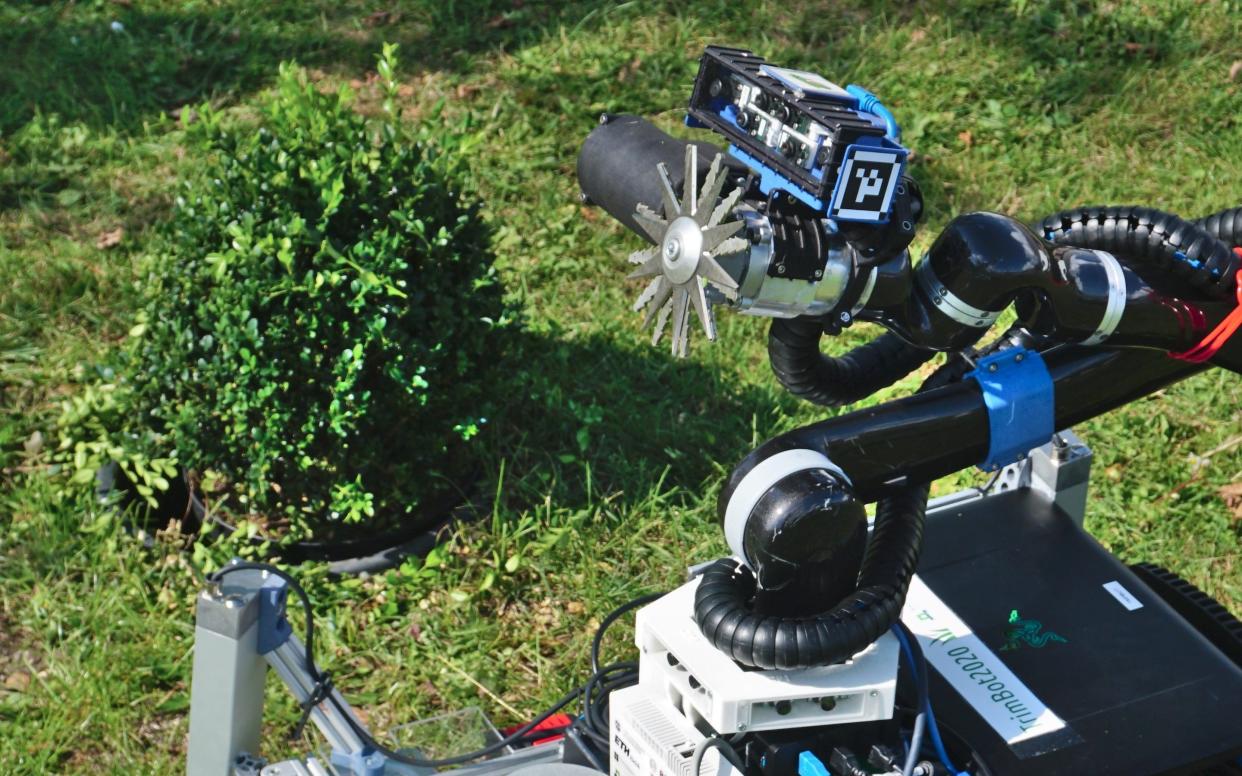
<box><xmin>966</xmin><ymin>349</ymin><xmax>1054</xmax><ymax>471</ymax></box>
<box><xmin>798</xmin><ymin>751</ymin><xmax>832</xmax><ymax>776</ymax></box>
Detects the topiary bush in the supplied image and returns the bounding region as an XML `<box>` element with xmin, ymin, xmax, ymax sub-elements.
<box><xmin>71</xmin><ymin>45</ymin><xmax>510</xmax><ymax>539</ymax></box>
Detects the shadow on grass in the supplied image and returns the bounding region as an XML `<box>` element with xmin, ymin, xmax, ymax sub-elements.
<box><xmin>0</xmin><ymin>0</ymin><xmax>660</xmax><ymax>135</ymax></box>
<box><xmin>481</xmin><ymin>327</ymin><xmax>791</xmax><ymax>518</ymax></box>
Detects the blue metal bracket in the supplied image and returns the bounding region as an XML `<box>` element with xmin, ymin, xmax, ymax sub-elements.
<box><xmin>726</xmin><ymin>144</ymin><xmax>828</xmax><ymax>212</ymax></box>
<box><xmin>966</xmin><ymin>349</ymin><xmax>1055</xmax><ymax>471</ymax></box>
<box><xmin>257</xmin><ymin>574</ymin><xmax>293</xmax><ymax>655</ymax></box>
<box><xmin>798</xmin><ymin>751</ymin><xmax>832</xmax><ymax>776</ymax></box>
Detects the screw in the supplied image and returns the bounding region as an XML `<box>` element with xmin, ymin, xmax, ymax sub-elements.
<box><xmin>664</xmin><ymin>238</ymin><xmax>681</xmax><ymax>261</ymax></box>
<box><xmin>896</xmin><ymin>184</ymin><xmax>906</xmax><ymax>195</ymax></box>
<box><xmin>839</xmin><ymin>311</ymin><xmax>852</xmax><ymax>325</ymax></box>
<box><xmin>902</xmin><ymin>220</ymin><xmax>913</xmax><ymax>231</ymax></box>
<box><xmin>777</xmin><ymin>264</ymin><xmax>786</xmax><ymax>275</ymax></box>
<box><xmin>814</xmin><ymin>269</ymin><xmax>823</xmax><ymax>279</ymax></box>
<box><xmin>820</xmin><ymin>697</ymin><xmax>837</xmax><ymax>711</ymax></box>
<box><xmin>1015</xmin><ymin>353</ymin><xmax>1024</xmax><ymax>363</ymax></box>
<box><xmin>737</xmin><ymin>723</ymin><xmax>747</xmax><ymax>731</ymax></box>
<box><xmin>775</xmin><ymin>700</ymin><xmax>792</xmax><ymax>715</ymax></box>
<box><xmin>988</xmin><ymin>363</ymin><xmax>999</xmax><ymax>372</ymax></box>
<box><xmin>870</xmin><ymin>691</ymin><xmax>879</xmax><ymax>698</ymax></box>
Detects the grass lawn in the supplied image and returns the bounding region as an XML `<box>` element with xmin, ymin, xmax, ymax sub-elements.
<box><xmin>1</xmin><ymin>1</ymin><xmax>1239</xmax><ymax>773</ymax></box>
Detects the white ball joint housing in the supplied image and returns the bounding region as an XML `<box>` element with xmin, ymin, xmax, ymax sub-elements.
<box><xmin>722</xmin><ymin>448</ymin><xmax>853</xmax><ymax>567</ymax></box>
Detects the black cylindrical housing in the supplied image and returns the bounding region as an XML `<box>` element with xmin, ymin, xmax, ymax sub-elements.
<box><xmin>721</xmin><ymin>344</ymin><xmax>1203</xmax><ymax>513</ymax></box>
<box><xmin>877</xmin><ymin>211</ymin><xmax>1240</xmax><ymax>367</ymax></box>
<box><xmin>576</xmin><ymin>114</ymin><xmax>730</xmax><ymax>240</ymax></box>
<box><xmin>745</xmin><ymin>468</ymin><xmax>868</xmax><ymax>617</ymax></box>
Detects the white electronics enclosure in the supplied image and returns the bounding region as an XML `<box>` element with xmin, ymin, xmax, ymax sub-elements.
<box><xmin>633</xmin><ymin>578</ymin><xmax>899</xmax><ymax>736</ymax></box>
<box><xmin>609</xmin><ymin>684</ymin><xmax>740</xmax><ymax>776</ymax></box>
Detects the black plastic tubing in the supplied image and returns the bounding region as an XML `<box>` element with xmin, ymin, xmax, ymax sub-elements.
<box><xmin>1196</xmin><ymin>206</ymin><xmax>1242</xmax><ymax>251</ymax></box>
<box><xmin>767</xmin><ymin>319</ymin><xmax>936</xmax><ymax>407</ymax></box>
<box><xmin>693</xmin><ymin>481</ymin><xmax>929</xmax><ymax>671</ymax></box>
<box><xmin>1039</xmin><ymin>206</ymin><xmax>1239</xmax><ymax>298</ymax></box>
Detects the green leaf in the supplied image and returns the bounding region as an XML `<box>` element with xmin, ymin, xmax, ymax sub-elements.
<box><xmin>55</xmin><ymin>188</ymin><xmax>83</xmax><ymax>206</ymax></box>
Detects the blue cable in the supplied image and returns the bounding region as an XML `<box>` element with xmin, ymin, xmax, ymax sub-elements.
<box><xmin>892</xmin><ymin>623</ymin><xmax>969</xmax><ymax>776</ymax></box>
<box><xmin>846</xmin><ymin>84</ymin><xmax>902</xmax><ymax>142</ymax></box>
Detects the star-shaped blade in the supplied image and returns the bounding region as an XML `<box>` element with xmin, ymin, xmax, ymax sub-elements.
<box><xmin>621</xmin><ymin>145</ymin><xmax>749</xmax><ymax>358</ymax></box>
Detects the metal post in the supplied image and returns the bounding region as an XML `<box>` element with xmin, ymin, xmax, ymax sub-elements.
<box><xmin>186</xmin><ymin>586</ymin><xmax>268</xmax><ymax>776</ymax></box>
<box><xmin>1029</xmin><ymin>429</ymin><xmax>1093</xmax><ymax>527</ymax></box>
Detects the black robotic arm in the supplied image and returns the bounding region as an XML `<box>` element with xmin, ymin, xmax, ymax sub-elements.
<box><xmin>578</xmin><ymin>45</ymin><xmax>1242</xmax><ymax>671</ymax></box>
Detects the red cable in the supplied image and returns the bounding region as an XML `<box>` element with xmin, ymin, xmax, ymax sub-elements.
<box><xmin>1169</xmin><ymin>248</ymin><xmax>1242</xmax><ymax>364</ymax></box>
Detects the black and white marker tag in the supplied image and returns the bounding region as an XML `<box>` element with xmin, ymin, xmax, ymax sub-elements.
<box><xmin>829</xmin><ymin>145</ymin><xmax>903</xmax><ymax>223</ymax></box>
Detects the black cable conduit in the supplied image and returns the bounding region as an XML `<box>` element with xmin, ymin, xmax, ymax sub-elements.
<box><xmin>1039</xmin><ymin>206</ymin><xmax>1239</xmax><ymax>298</ymax></box>
<box><xmin>767</xmin><ymin>319</ymin><xmax>935</xmax><ymax>408</ymax></box>
<box><xmin>1196</xmin><ymin>206</ymin><xmax>1242</xmax><ymax>250</ymax></box>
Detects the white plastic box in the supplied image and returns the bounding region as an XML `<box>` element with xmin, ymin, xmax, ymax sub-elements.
<box><xmin>634</xmin><ymin>578</ymin><xmax>898</xmax><ymax>735</ymax></box>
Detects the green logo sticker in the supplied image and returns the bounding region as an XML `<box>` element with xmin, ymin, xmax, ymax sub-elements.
<box><xmin>1001</xmin><ymin>610</ymin><xmax>1068</xmax><ymax>651</ymax></box>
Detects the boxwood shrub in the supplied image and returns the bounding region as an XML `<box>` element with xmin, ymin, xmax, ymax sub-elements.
<box><xmin>122</xmin><ymin>46</ymin><xmax>508</xmax><ymax>537</ymax></box>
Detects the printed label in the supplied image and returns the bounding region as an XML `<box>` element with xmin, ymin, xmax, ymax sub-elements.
<box><xmin>1102</xmin><ymin>580</ymin><xmax>1143</xmax><ymax>611</ymax></box>
<box><xmin>902</xmin><ymin>576</ymin><xmax>1068</xmax><ymax>746</ymax></box>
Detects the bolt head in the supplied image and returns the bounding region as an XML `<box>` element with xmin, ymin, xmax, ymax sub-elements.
<box><xmin>839</xmin><ymin>311</ymin><xmax>852</xmax><ymax>324</ymax></box>
<box><xmin>988</xmin><ymin>363</ymin><xmax>999</xmax><ymax>372</ymax></box>
<box><xmin>663</xmin><ymin>238</ymin><xmax>680</xmax><ymax>261</ymax></box>
<box><xmin>660</xmin><ymin>216</ymin><xmax>704</xmax><ymax>285</ymax></box>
